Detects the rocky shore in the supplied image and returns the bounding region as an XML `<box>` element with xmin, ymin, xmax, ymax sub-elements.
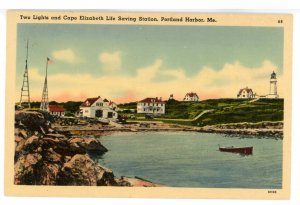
<box><xmin>198</xmin><ymin>121</ymin><xmax>283</xmax><ymax>139</ymax></box>
<box><xmin>54</xmin><ymin>119</ymin><xmax>283</xmax><ymax>139</ymax></box>
<box><xmin>14</xmin><ymin>110</ymin><xmax>159</xmax><ymax>187</ymax></box>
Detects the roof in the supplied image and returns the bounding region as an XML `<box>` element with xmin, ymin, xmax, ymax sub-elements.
<box><xmin>80</xmin><ymin>96</ymin><xmax>101</xmax><ymax>107</ymax></box>
<box><xmin>109</xmin><ymin>101</ymin><xmax>115</xmax><ymax>106</ymax></box>
<box><xmin>103</xmin><ymin>98</ymin><xmax>109</xmax><ymax>102</ymax></box>
<box><xmin>185</xmin><ymin>92</ymin><xmax>199</xmax><ymax>98</ymax></box>
<box><xmin>48</xmin><ymin>105</ymin><xmax>64</xmax><ymax>112</ymax></box>
<box><xmin>238</xmin><ymin>87</ymin><xmax>253</xmax><ymax>96</ymax></box>
<box><xmin>271</xmin><ymin>71</ymin><xmax>277</xmax><ymax>79</ymax></box>
<box><xmin>139</xmin><ymin>97</ymin><xmax>165</xmax><ymax>104</ymax></box>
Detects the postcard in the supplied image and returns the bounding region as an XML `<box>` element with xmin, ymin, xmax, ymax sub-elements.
<box><xmin>5</xmin><ymin>11</ymin><xmax>292</xmax><ymax>199</ymax></box>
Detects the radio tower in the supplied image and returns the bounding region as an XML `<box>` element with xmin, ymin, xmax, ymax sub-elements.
<box><xmin>40</xmin><ymin>58</ymin><xmax>51</xmax><ymax>111</ymax></box>
<box><xmin>19</xmin><ymin>40</ymin><xmax>31</xmax><ymax>108</ymax></box>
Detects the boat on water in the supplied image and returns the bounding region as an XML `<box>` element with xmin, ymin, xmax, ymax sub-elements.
<box><xmin>218</xmin><ymin>145</ymin><xmax>253</xmax><ymax>155</ymax></box>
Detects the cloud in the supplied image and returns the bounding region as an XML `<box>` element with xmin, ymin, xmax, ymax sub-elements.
<box><xmin>21</xmin><ymin>59</ymin><xmax>283</xmax><ymax>103</ymax></box>
<box><xmin>98</xmin><ymin>51</ymin><xmax>122</xmax><ymax>72</ymax></box>
<box><xmin>195</xmin><ymin>60</ymin><xmax>280</xmax><ymax>97</ymax></box>
<box><xmin>136</xmin><ymin>59</ymin><xmax>162</xmax><ymax>80</ymax></box>
<box><xmin>52</xmin><ymin>49</ymin><xmax>81</xmax><ymax>64</ymax></box>
<box><xmin>28</xmin><ymin>68</ymin><xmax>44</xmax><ymax>81</ymax></box>
<box><xmin>161</xmin><ymin>68</ymin><xmax>186</xmax><ymax>80</ymax></box>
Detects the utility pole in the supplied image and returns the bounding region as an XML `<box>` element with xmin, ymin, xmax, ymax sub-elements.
<box><xmin>19</xmin><ymin>40</ymin><xmax>31</xmax><ymax>109</ymax></box>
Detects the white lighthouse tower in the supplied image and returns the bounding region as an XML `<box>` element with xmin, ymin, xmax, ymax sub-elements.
<box><xmin>268</xmin><ymin>71</ymin><xmax>279</xmax><ymax>98</ymax></box>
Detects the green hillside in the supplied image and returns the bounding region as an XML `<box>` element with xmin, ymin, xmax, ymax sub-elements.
<box><xmin>119</xmin><ymin>98</ymin><xmax>284</xmax><ymax>127</ymax></box>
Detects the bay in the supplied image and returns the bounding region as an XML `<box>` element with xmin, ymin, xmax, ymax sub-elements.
<box><xmin>95</xmin><ymin>131</ymin><xmax>282</xmax><ymax>188</ymax></box>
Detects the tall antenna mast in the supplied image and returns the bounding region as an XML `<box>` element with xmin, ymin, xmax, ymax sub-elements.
<box><xmin>19</xmin><ymin>40</ymin><xmax>31</xmax><ymax>108</ymax></box>
<box><xmin>40</xmin><ymin>58</ymin><xmax>50</xmax><ymax>111</ymax></box>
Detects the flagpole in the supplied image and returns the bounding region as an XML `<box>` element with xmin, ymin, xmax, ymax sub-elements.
<box><xmin>46</xmin><ymin>58</ymin><xmax>48</xmax><ymax>78</ymax></box>
<box><xmin>40</xmin><ymin>57</ymin><xmax>50</xmax><ymax>111</ymax></box>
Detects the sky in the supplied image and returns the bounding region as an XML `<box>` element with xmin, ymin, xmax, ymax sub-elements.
<box><xmin>15</xmin><ymin>23</ymin><xmax>284</xmax><ymax>103</ymax></box>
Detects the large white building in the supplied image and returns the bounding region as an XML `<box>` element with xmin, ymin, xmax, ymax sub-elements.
<box><xmin>237</xmin><ymin>87</ymin><xmax>255</xmax><ymax>99</ymax></box>
<box><xmin>79</xmin><ymin>96</ymin><xmax>118</xmax><ymax>119</ymax></box>
<box><xmin>137</xmin><ymin>97</ymin><xmax>165</xmax><ymax>115</ymax></box>
<box><xmin>183</xmin><ymin>92</ymin><xmax>199</xmax><ymax>101</ymax></box>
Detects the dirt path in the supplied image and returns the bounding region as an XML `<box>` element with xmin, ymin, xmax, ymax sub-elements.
<box><xmin>155</xmin><ymin>109</ymin><xmax>214</xmax><ymax>122</ymax></box>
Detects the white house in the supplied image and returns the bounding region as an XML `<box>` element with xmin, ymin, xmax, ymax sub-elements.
<box><xmin>104</xmin><ymin>99</ymin><xmax>118</xmax><ymax>111</ymax></box>
<box><xmin>183</xmin><ymin>92</ymin><xmax>199</xmax><ymax>101</ymax></box>
<box><xmin>79</xmin><ymin>96</ymin><xmax>118</xmax><ymax>119</ymax></box>
<box><xmin>48</xmin><ymin>105</ymin><xmax>65</xmax><ymax>117</ymax></box>
<box><xmin>237</xmin><ymin>87</ymin><xmax>255</xmax><ymax>99</ymax></box>
<box><xmin>137</xmin><ymin>97</ymin><xmax>165</xmax><ymax>115</ymax></box>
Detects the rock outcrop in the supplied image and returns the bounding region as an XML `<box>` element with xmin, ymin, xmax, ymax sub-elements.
<box><xmin>199</xmin><ymin>121</ymin><xmax>283</xmax><ymax>138</ymax></box>
<box><xmin>58</xmin><ymin>154</ymin><xmax>116</xmax><ymax>186</ymax></box>
<box><xmin>68</xmin><ymin>137</ymin><xmax>108</xmax><ymax>154</ymax></box>
<box><xmin>14</xmin><ymin>110</ymin><xmax>116</xmax><ymax>186</ymax></box>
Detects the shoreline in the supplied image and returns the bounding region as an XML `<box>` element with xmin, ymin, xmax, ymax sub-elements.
<box><xmin>53</xmin><ymin>121</ymin><xmax>283</xmax><ymax>139</ymax></box>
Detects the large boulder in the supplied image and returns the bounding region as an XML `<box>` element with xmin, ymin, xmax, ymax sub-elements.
<box><xmin>58</xmin><ymin>154</ymin><xmax>117</xmax><ymax>186</ymax></box>
<box><xmin>14</xmin><ymin>153</ymin><xmax>43</xmax><ymax>185</ymax></box>
<box><xmin>41</xmin><ymin>137</ymin><xmax>86</xmax><ymax>156</ymax></box>
<box><xmin>69</xmin><ymin>137</ymin><xmax>108</xmax><ymax>154</ymax></box>
<box><xmin>40</xmin><ymin>163</ymin><xmax>61</xmax><ymax>185</ymax></box>
<box><xmin>14</xmin><ymin>152</ymin><xmax>62</xmax><ymax>185</ymax></box>
<box><xmin>15</xmin><ymin>135</ymin><xmax>40</xmax><ymax>162</ymax></box>
<box><xmin>15</xmin><ymin>110</ymin><xmax>50</xmax><ymax>135</ymax></box>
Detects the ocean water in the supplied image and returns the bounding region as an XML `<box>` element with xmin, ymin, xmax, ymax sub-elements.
<box><xmin>95</xmin><ymin>132</ymin><xmax>282</xmax><ymax>188</ymax></box>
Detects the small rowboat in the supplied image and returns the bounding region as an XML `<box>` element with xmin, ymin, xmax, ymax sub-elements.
<box><xmin>218</xmin><ymin>145</ymin><xmax>253</xmax><ymax>155</ymax></box>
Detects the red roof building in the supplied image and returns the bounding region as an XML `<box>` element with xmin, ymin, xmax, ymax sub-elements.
<box><xmin>137</xmin><ymin>97</ymin><xmax>165</xmax><ymax>114</ymax></box>
<box><xmin>48</xmin><ymin>105</ymin><xmax>65</xmax><ymax>116</ymax></box>
<box><xmin>139</xmin><ymin>97</ymin><xmax>166</xmax><ymax>104</ymax></box>
<box><xmin>80</xmin><ymin>96</ymin><xmax>101</xmax><ymax>107</ymax></box>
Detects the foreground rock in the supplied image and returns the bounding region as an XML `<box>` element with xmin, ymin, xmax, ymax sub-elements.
<box><xmin>14</xmin><ymin>110</ymin><xmax>117</xmax><ymax>186</ymax></box>
<box><xmin>58</xmin><ymin>154</ymin><xmax>116</xmax><ymax>186</ymax></box>
<box><xmin>69</xmin><ymin>137</ymin><xmax>108</xmax><ymax>154</ymax></box>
